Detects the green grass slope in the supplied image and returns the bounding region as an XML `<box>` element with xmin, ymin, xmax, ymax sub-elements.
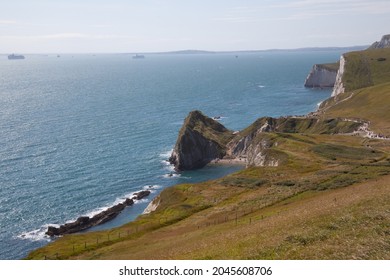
<box><xmin>320</xmin><ymin>48</ymin><xmax>390</xmax><ymax>136</ymax></box>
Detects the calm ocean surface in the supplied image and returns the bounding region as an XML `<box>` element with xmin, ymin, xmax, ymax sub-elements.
<box><xmin>0</xmin><ymin>51</ymin><xmax>341</xmax><ymax>259</ymax></box>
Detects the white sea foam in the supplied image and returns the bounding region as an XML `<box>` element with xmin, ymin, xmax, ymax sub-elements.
<box><xmin>143</xmin><ymin>184</ymin><xmax>161</xmax><ymax>191</ymax></box>
<box><xmin>21</xmin><ymin>184</ymin><xmax>161</xmax><ymax>242</ymax></box>
<box><xmin>82</xmin><ymin>184</ymin><xmax>162</xmax><ymax>218</ymax></box>
<box><xmin>163</xmin><ymin>163</ymin><xmax>175</xmax><ymax>172</ymax></box>
<box><xmin>161</xmin><ymin>159</ymin><xmax>172</xmax><ymax>166</ymax></box>
<box><xmin>162</xmin><ymin>173</ymin><xmax>180</xmax><ymax>179</ymax></box>
<box><xmin>16</xmin><ymin>224</ymin><xmax>58</xmax><ymax>242</ymax></box>
<box><xmin>159</xmin><ymin>149</ymin><xmax>173</xmax><ymax>158</ymax></box>
<box><xmin>133</xmin><ymin>198</ymin><xmax>149</xmax><ymax>204</ymax></box>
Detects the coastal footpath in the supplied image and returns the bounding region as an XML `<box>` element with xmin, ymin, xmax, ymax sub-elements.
<box><xmin>27</xmin><ymin>35</ymin><xmax>390</xmax><ymax>260</ymax></box>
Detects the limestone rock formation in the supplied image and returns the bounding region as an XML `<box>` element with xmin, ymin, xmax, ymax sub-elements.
<box><xmin>170</xmin><ymin>111</ymin><xmax>362</xmax><ymax>170</ymax></box>
<box><xmin>169</xmin><ymin>110</ymin><xmax>234</xmax><ymax>171</ymax></box>
<box><xmin>368</xmin><ymin>34</ymin><xmax>390</xmax><ymax>49</ymax></box>
<box><xmin>226</xmin><ymin>116</ymin><xmax>361</xmax><ymax>167</ymax></box>
<box><xmin>304</xmin><ymin>63</ymin><xmax>338</xmax><ymax>88</ymax></box>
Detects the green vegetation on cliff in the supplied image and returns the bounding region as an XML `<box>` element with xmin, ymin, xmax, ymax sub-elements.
<box><xmin>321</xmin><ymin>48</ymin><xmax>390</xmax><ymax>136</ymax></box>
<box><xmin>318</xmin><ymin>62</ymin><xmax>339</xmax><ymax>72</ymax></box>
<box><xmin>335</xmin><ymin>48</ymin><xmax>390</xmax><ymax>94</ymax></box>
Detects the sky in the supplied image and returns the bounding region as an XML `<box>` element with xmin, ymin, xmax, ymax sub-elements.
<box><xmin>1</xmin><ymin>0</ymin><xmax>390</xmax><ymax>53</ymax></box>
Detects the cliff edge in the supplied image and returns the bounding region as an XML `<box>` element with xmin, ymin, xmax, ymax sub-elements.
<box><xmin>304</xmin><ymin>63</ymin><xmax>339</xmax><ymax>88</ymax></box>
<box><xmin>169</xmin><ymin>110</ymin><xmax>234</xmax><ymax>170</ymax></box>
<box><xmin>171</xmin><ymin>112</ymin><xmax>362</xmax><ymax>170</ymax></box>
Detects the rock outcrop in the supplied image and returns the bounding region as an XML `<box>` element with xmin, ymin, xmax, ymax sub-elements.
<box><xmin>169</xmin><ymin>110</ymin><xmax>234</xmax><ymax>171</ymax></box>
<box><xmin>304</xmin><ymin>63</ymin><xmax>338</xmax><ymax>88</ymax></box>
<box><xmin>368</xmin><ymin>34</ymin><xmax>390</xmax><ymax>49</ymax></box>
<box><xmin>170</xmin><ymin>111</ymin><xmax>362</xmax><ymax>170</ymax></box>
<box><xmin>332</xmin><ymin>55</ymin><xmax>346</xmax><ymax>97</ymax></box>
<box><xmin>46</xmin><ymin>190</ymin><xmax>150</xmax><ymax>236</ymax></box>
<box><xmin>226</xmin><ymin>116</ymin><xmax>361</xmax><ymax>166</ymax></box>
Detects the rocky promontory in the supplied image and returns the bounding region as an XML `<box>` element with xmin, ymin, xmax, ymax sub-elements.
<box><xmin>46</xmin><ymin>190</ymin><xmax>151</xmax><ymax>236</ymax></box>
<box><xmin>304</xmin><ymin>63</ymin><xmax>339</xmax><ymax>88</ymax></box>
<box><xmin>170</xmin><ymin>111</ymin><xmax>362</xmax><ymax>170</ymax></box>
<box><xmin>368</xmin><ymin>34</ymin><xmax>390</xmax><ymax>49</ymax></box>
<box><xmin>169</xmin><ymin>110</ymin><xmax>235</xmax><ymax>170</ymax></box>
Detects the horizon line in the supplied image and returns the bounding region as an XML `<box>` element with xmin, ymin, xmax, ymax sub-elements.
<box><xmin>1</xmin><ymin>45</ymin><xmax>369</xmax><ymax>55</ymax></box>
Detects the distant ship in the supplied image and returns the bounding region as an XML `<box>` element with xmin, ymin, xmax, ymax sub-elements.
<box><xmin>132</xmin><ymin>54</ymin><xmax>145</xmax><ymax>59</ymax></box>
<box><xmin>8</xmin><ymin>54</ymin><xmax>25</xmax><ymax>60</ymax></box>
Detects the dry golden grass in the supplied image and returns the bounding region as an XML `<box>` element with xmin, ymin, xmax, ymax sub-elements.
<box><xmin>26</xmin><ymin>130</ymin><xmax>390</xmax><ymax>260</ymax></box>
<box><xmin>69</xmin><ymin>175</ymin><xmax>390</xmax><ymax>260</ymax></box>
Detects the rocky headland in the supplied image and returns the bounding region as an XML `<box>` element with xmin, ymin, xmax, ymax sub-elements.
<box><xmin>170</xmin><ymin>111</ymin><xmax>363</xmax><ymax>171</ymax></box>
<box><xmin>169</xmin><ymin>110</ymin><xmax>235</xmax><ymax>170</ymax></box>
<box><xmin>368</xmin><ymin>34</ymin><xmax>390</xmax><ymax>49</ymax></box>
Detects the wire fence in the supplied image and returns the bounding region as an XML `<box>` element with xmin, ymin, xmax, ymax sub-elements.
<box><xmin>41</xmin><ymin>207</ymin><xmax>278</xmax><ymax>260</ymax></box>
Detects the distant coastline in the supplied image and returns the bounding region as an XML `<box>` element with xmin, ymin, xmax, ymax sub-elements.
<box><xmin>2</xmin><ymin>45</ymin><xmax>368</xmax><ymax>57</ymax></box>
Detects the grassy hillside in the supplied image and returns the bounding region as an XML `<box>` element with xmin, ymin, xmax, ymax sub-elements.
<box><xmin>318</xmin><ymin>62</ymin><xmax>339</xmax><ymax>72</ymax></box>
<box><xmin>27</xmin><ymin>131</ymin><xmax>390</xmax><ymax>260</ymax></box>
<box><xmin>320</xmin><ymin>48</ymin><xmax>390</xmax><ymax>136</ymax></box>
<box><xmin>26</xmin><ymin>47</ymin><xmax>390</xmax><ymax>260</ymax></box>
<box><xmin>322</xmin><ymin>82</ymin><xmax>390</xmax><ymax>136</ymax></box>
<box><xmin>341</xmin><ymin>48</ymin><xmax>390</xmax><ymax>92</ymax></box>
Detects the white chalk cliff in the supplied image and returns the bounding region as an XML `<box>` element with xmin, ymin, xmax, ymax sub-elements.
<box><xmin>332</xmin><ymin>55</ymin><xmax>346</xmax><ymax>97</ymax></box>
<box><xmin>304</xmin><ymin>64</ymin><xmax>338</xmax><ymax>88</ymax></box>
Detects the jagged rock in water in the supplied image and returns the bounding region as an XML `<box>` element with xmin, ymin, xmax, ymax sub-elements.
<box><xmin>46</xmin><ymin>190</ymin><xmax>150</xmax><ymax>236</ymax></box>
<box><xmin>169</xmin><ymin>110</ymin><xmax>234</xmax><ymax>170</ymax></box>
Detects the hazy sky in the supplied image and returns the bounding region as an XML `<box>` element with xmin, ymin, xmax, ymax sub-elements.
<box><xmin>1</xmin><ymin>0</ymin><xmax>389</xmax><ymax>53</ymax></box>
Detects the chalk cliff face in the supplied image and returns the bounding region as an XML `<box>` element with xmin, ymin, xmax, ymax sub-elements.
<box><xmin>170</xmin><ymin>111</ymin><xmax>362</xmax><ymax>170</ymax></box>
<box><xmin>304</xmin><ymin>64</ymin><xmax>338</xmax><ymax>88</ymax></box>
<box><xmin>368</xmin><ymin>34</ymin><xmax>390</xmax><ymax>49</ymax></box>
<box><xmin>169</xmin><ymin>110</ymin><xmax>234</xmax><ymax>171</ymax></box>
<box><xmin>332</xmin><ymin>55</ymin><xmax>346</xmax><ymax>97</ymax></box>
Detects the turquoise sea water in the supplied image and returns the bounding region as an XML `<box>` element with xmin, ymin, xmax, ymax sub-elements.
<box><xmin>0</xmin><ymin>51</ymin><xmax>341</xmax><ymax>259</ymax></box>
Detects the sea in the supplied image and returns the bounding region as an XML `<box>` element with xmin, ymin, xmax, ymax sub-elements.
<box><xmin>0</xmin><ymin>50</ymin><xmax>343</xmax><ymax>259</ymax></box>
